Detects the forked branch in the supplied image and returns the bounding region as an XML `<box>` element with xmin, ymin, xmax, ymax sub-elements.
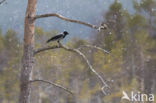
<box><xmin>34</xmin><ymin>43</ymin><xmax>110</xmax><ymax>95</ymax></box>
<box><xmin>29</xmin><ymin>79</ymin><xmax>73</xmax><ymax>95</ymax></box>
<box><xmin>33</xmin><ymin>13</ymin><xmax>107</xmax><ymax>31</ymax></box>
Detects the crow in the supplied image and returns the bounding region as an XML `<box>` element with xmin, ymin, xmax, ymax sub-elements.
<box><xmin>46</xmin><ymin>31</ymin><xmax>69</xmax><ymax>43</ymax></box>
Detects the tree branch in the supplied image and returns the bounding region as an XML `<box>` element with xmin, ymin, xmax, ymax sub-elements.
<box><xmin>60</xmin><ymin>44</ymin><xmax>110</xmax><ymax>95</ymax></box>
<box><xmin>34</xmin><ymin>43</ymin><xmax>110</xmax><ymax>95</ymax></box>
<box><xmin>34</xmin><ymin>45</ymin><xmax>60</xmax><ymax>55</ymax></box>
<box><xmin>33</xmin><ymin>13</ymin><xmax>107</xmax><ymax>31</ymax></box>
<box><xmin>0</xmin><ymin>0</ymin><xmax>6</xmax><ymax>5</ymax></box>
<box><xmin>29</xmin><ymin>79</ymin><xmax>74</xmax><ymax>95</ymax></box>
<box><xmin>78</xmin><ymin>45</ymin><xmax>110</xmax><ymax>54</ymax></box>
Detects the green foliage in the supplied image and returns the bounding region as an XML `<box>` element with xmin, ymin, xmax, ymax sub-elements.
<box><xmin>4</xmin><ymin>29</ymin><xmax>19</xmax><ymax>48</ymax></box>
<box><xmin>67</xmin><ymin>37</ymin><xmax>88</xmax><ymax>48</ymax></box>
<box><xmin>105</xmin><ymin>0</ymin><xmax>126</xmax><ymax>40</ymax></box>
<box><xmin>140</xmin><ymin>0</ymin><xmax>156</xmax><ymax>13</ymax></box>
<box><xmin>93</xmin><ymin>39</ymin><xmax>123</xmax><ymax>76</ymax></box>
<box><xmin>109</xmin><ymin>0</ymin><xmax>122</xmax><ymax>12</ymax></box>
<box><xmin>133</xmin><ymin>0</ymin><xmax>156</xmax><ymax>16</ymax></box>
<box><xmin>127</xmin><ymin>14</ymin><xmax>146</xmax><ymax>29</ymax></box>
<box><xmin>0</xmin><ymin>29</ymin><xmax>21</xmax><ymax>103</ymax></box>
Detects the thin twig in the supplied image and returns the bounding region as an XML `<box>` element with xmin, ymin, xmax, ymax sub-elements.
<box><xmin>34</xmin><ymin>43</ymin><xmax>110</xmax><ymax>95</ymax></box>
<box><xmin>29</xmin><ymin>79</ymin><xmax>74</xmax><ymax>95</ymax></box>
<box><xmin>78</xmin><ymin>45</ymin><xmax>110</xmax><ymax>54</ymax></box>
<box><xmin>34</xmin><ymin>13</ymin><xmax>107</xmax><ymax>31</ymax></box>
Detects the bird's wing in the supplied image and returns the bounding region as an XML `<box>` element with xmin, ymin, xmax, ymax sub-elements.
<box><xmin>47</xmin><ymin>34</ymin><xmax>63</xmax><ymax>43</ymax></box>
<box><xmin>50</xmin><ymin>34</ymin><xmax>63</xmax><ymax>41</ymax></box>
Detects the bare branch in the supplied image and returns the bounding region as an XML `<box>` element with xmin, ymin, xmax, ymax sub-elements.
<box><xmin>34</xmin><ymin>13</ymin><xmax>107</xmax><ymax>31</ymax></box>
<box><xmin>78</xmin><ymin>45</ymin><xmax>110</xmax><ymax>54</ymax></box>
<box><xmin>29</xmin><ymin>79</ymin><xmax>74</xmax><ymax>95</ymax></box>
<box><xmin>34</xmin><ymin>45</ymin><xmax>60</xmax><ymax>55</ymax></box>
<box><xmin>0</xmin><ymin>0</ymin><xmax>6</xmax><ymax>5</ymax></box>
<box><xmin>34</xmin><ymin>43</ymin><xmax>110</xmax><ymax>95</ymax></box>
<box><xmin>60</xmin><ymin>44</ymin><xmax>110</xmax><ymax>95</ymax></box>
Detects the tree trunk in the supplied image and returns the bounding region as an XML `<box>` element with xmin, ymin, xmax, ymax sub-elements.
<box><xmin>19</xmin><ymin>0</ymin><xmax>36</xmax><ymax>103</ymax></box>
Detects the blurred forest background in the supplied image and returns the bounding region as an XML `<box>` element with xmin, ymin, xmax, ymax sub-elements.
<box><xmin>0</xmin><ymin>0</ymin><xmax>156</xmax><ymax>103</ymax></box>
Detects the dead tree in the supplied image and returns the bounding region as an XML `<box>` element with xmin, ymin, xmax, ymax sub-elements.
<box><xmin>20</xmin><ymin>0</ymin><xmax>108</xmax><ymax>103</ymax></box>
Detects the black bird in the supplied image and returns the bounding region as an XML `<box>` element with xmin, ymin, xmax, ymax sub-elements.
<box><xmin>46</xmin><ymin>31</ymin><xmax>69</xmax><ymax>43</ymax></box>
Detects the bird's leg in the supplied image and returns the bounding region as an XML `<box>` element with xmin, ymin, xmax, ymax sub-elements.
<box><xmin>57</xmin><ymin>40</ymin><xmax>63</xmax><ymax>47</ymax></box>
<box><xmin>57</xmin><ymin>40</ymin><xmax>60</xmax><ymax>44</ymax></box>
<box><xmin>57</xmin><ymin>40</ymin><xmax>61</xmax><ymax>46</ymax></box>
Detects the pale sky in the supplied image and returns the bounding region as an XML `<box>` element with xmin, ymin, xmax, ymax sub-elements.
<box><xmin>0</xmin><ymin>0</ymin><xmax>134</xmax><ymax>39</ymax></box>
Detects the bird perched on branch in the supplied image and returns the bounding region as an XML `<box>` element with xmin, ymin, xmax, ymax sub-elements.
<box><xmin>46</xmin><ymin>31</ymin><xmax>69</xmax><ymax>43</ymax></box>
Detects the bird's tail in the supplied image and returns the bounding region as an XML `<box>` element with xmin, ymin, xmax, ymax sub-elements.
<box><xmin>46</xmin><ymin>39</ymin><xmax>52</xmax><ymax>43</ymax></box>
